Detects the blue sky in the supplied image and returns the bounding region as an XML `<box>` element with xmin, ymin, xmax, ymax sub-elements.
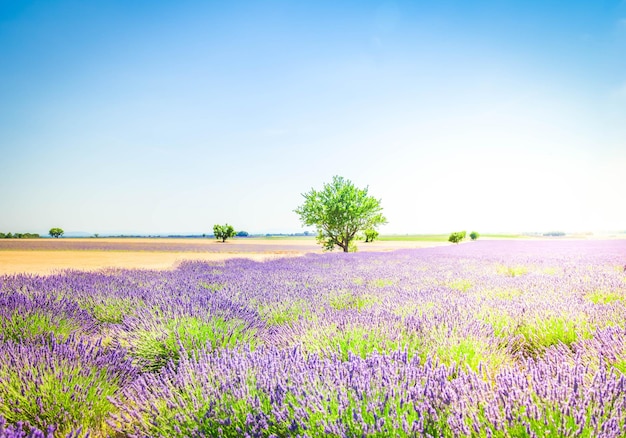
<box><xmin>1</xmin><ymin>1</ymin><xmax>625</xmax><ymax>235</ymax></box>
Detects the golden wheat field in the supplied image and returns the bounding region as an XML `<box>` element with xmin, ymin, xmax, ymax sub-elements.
<box><xmin>0</xmin><ymin>238</ymin><xmax>447</xmax><ymax>275</ymax></box>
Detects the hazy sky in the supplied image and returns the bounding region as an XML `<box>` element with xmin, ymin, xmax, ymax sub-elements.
<box><xmin>1</xmin><ymin>1</ymin><xmax>625</xmax><ymax>235</ymax></box>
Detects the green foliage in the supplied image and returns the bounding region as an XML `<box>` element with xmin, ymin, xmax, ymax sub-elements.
<box><xmin>448</xmin><ymin>231</ymin><xmax>466</xmax><ymax>244</ymax></box>
<box><xmin>0</xmin><ymin>232</ymin><xmax>40</xmax><ymax>238</ymax></box>
<box><xmin>213</xmin><ymin>224</ymin><xmax>236</xmax><ymax>242</ymax></box>
<box><xmin>328</xmin><ymin>292</ymin><xmax>378</xmax><ymax>311</ymax></box>
<box><xmin>294</xmin><ymin>176</ymin><xmax>386</xmax><ymax>253</ymax></box>
<box><xmin>505</xmin><ymin>315</ymin><xmax>589</xmax><ymax>358</ymax></box>
<box><xmin>299</xmin><ymin>324</ymin><xmax>423</xmax><ymax>361</ymax></box>
<box><xmin>49</xmin><ymin>227</ymin><xmax>64</xmax><ymax>238</ymax></box>
<box><xmin>259</xmin><ymin>300</ymin><xmax>311</xmax><ymax>326</ymax></box>
<box><xmin>496</xmin><ymin>264</ymin><xmax>529</xmax><ymax>277</ymax></box>
<box><xmin>91</xmin><ymin>301</ymin><xmax>134</xmax><ymax>324</ymax></box>
<box><xmin>470</xmin><ymin>231</ymin><xmax>480</xmax><ymax>240</ymax></box>
<box><xmin>449</xmin><ymin>279</ymin><xmax>473</xmax><ymax>292</ymax></box>
<box><xmin>487</xmin><ymin>288</ymin><xmax>524</xmax><ymax>300</ymax></box>
<box><xmin>236</xmin><ymin>230</ymin><xmax>249</xmax><ymax>237</ymax></box>
<box><xmin>330</xmin><ymin>326</ymin><xmax>396</xmax><ymax>360</ymax></box>
<box><xmin>198</xmin><ymin>282</ymin><xmax>225</xmax><ymax>292</ymax></box>
<box><xmin>480</xmin><ymin>309</ymin><xmax>593</xmax><ymax>359</ymax></box>
<box><xmin>364</xmin><ymin>229</ymin><xmax>379</xmax><ymax>243</ymax></box>
<box><xmin>435</xmin><ymin>336</ymin><xmax>504</xmax><ymax>372</ymax></box>
<box><xmin>129</xmin><ymin>316</ymin><xmax>257</xmax><ymax>371</ymax></box>
<box><xmin>585</xmin><ymin>290</ymin><xmax>623</xmax><ymax>305</ymax></box>
<box><xmin>369</xmin><ymin>278</ymin><xmax>395</xmax><ymax>288</ymax></box>
<box><xmin>1</xmin><ymin>312</ymin><xmax>81</xmax><ymax>342</ymax></box>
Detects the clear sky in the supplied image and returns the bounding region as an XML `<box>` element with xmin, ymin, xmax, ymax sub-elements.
<box><xmin>1</xmin><ymin>1</ymin><xmax>625</xmax><ymax>235</ymax></box>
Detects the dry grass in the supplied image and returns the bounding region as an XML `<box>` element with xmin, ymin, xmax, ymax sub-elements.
<box><xmin>0</xmin><ymin>251</ymin><xmax>300</xmax><ymax>275</ymax></box>
<box><xmin>0</xmin><ymin>238</ymin><xmax>447</xmax><ymax>276</ymax></box>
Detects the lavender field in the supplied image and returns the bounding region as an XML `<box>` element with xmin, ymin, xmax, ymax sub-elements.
<box><xmin>2</xmin><ymin>240</ymin><xmax>626</xmax><ymax>437</ymax></box>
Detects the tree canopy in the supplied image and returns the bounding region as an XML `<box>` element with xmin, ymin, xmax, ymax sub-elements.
<box><xmin>49</xmin><ymin>228</ymin><xmax>64</xmax><ymax>238</ymax></box>
<box><xmin>294</xmin><ymin>176</ymin><xmax>386</xmax><ymax>252</ymax></box>
<box><xmin>213</xmin><ymin>224</ymin><xmax>236</xmax><ymax>243</ymax></box>
<box><xmin>448</xmin><ymin>231</ymin><xmax>466</xmax><ymax>244</ymax></box>
<box><xmin>364</xmin><ymin>229</ymin><xmax>379</xmax><ymax>243</ymax></box>
<box><xmin>0</xmin><ymin>232</ymin><xmax>40</xmax><ymax>239</ymax></box>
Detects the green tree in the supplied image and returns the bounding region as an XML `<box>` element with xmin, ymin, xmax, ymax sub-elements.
<box><xmin>470</xmin><ymin>231</ymin><xmax>480</xmax><ymax>241</ymax></box>
<box><xmin>294</xmin><ymin>175</ymin><xmax>387</xmax><ymax>253</ymax></box>
<box><xmin>364</xmin><ymin>229</ymin><xmax>379</xmax><ymax>243</ymax></box>
<box><xmin>448</xmin><ymin>231</ymin><xmax>466</xmax><ymax>244</ymax></box>
<box><xmin>213</xmin><ymin>224</ymin><xmax>236</xmax><ymax>242</ymax></box>
<box><xmin>49</xmin><ymin>228</ymin><xmax>64</xmax><ymax>238</ymax></box>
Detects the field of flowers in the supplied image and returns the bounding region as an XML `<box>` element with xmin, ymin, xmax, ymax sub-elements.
<box><xmin>1</xmin><ymin>240</ymin><xmax>626</xmax><ymax>437</ymax></box>
<box><xmin>0</xmin><ymin>238</ymin><xmax>319</xmax><ymax>254</ymax></box>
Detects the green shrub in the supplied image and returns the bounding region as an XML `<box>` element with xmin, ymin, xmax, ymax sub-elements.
<box><xmin>448</xmin><ymin>231</ymin><xmax>466</xmax><ymax>244</ymax></box>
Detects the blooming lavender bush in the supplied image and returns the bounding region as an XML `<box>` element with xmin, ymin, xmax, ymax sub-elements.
<box><xmin>0</xmin><ymin>336</ymin><xmax>136</xmax><ymax>436</ymax></box>
<box><xmin>1</xmin><ymin>240</ymin><xmax>625</xmax><ymax>436</ymax></box>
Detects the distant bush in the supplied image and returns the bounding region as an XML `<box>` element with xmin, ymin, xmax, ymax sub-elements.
<box><xmin>448</xmin><ymin>231</ymin><xmax>466</xmax><ymax>244</ymax></box>
<box><xmin>543</xmin><ymin>231</ymin><xmax>565</xmax><ymax>237</ymax></box>
<box><xmin>470</xmin><ymin>231</ymin><xmax>480</xmax><ymax>241</ymax></box>
<box><xmin>364</xmin><ymin>229</ymin><xmax>379</xmax><ymax>243</ymax></box>
<box><xmin>236</xmin><ymin>231</ymin><xmax>249</xmax><ymax>237</ymax></box>
<box><xmin>0</xmin><ymin>232</ymin><xmax>40</xmax><ymax>239</ymax></box>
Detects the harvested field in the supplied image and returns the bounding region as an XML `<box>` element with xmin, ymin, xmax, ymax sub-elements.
<box><xmin>0</xmin><ymin>238</ymin><xmax>447</xmax><ymax>275</ymax></box>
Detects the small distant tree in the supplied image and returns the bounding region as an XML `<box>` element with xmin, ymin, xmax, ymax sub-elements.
<box><xmin>543</xmin><ymin>231</ymin><xmax>565</xmax><ymax>237</ymax></box>
<box><xmin>364</xmin><ymin>229</ymin><xmax>379</xmax><ymax>243</ymax></box>
<box><xmin>213</xmin><ymin>224</ymin><xmax>236</xmax><ymax>243</ymax></box>
<box><xmin>448</xmin><ymin>231</ymin><xmax>466</xmax><ymax>244</ymax></box>
<box><xmin>294</xmin><ymin>176</ymin><xmax>387</xmax><ymax>252</ymax></box>
<box><xmin>470</xmin><ymin>231</ymin><xmax>479</xmax><ymax>241</ymax></box>
<box><xmin>49</xmin><ymin>228</ymin><xmax>64</xmax><ymax>238</ymax></box>
<box><xmin>236</xmin><ymin>231</ymin><xmax>249</xmax><ymax>237</ymax></box>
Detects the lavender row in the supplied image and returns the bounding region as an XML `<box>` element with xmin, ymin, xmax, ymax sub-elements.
<box><xmin>111</xmin><ymin>341</ymin><xmax>626</xmax><ymax>437</ymax></box>
<box><xmin>0</xmin><ymin>239</ymin><xmax>315</xmax><ymax>253</ymax></box>
<box><xmin>0</xmin><ymin>240</ymin><xmax>625</xmax><ymax>436</ymax></box>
